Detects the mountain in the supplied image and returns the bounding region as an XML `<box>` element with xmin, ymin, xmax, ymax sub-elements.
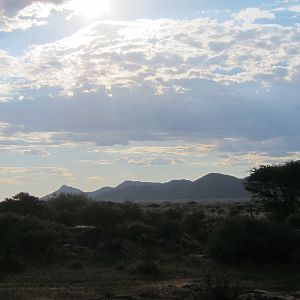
<box><xmin>90</xmin><ymin>173</ymin><xmax>249</xmax><ymax>202</ymax></box>
<box><xmin>41</xmin><ymin>185</ymin><xmax>85</xmax><ymax>201</ymax></box>
<box><xmin>192</xmin><ymin>173</ymin><xmax>248</xmax><ymax>199</ymax></box>
<box><xmin>87</xmin><ymin>186</ymin><xmax>114</xmax><ymax>199</ymax></box>
<box><xmin>42</xmin><ymin>173</ymin><xmax>249</xmax><ymax>201</ymax></box>
<box><xmin>42</xmin><ymin>173</ymin><xmax>249</xmax><ymax>202</ymax></box>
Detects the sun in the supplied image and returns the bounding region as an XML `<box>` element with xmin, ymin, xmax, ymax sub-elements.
<box><xmin>68</xmin><ymin>0</ymin><xmax>111</xmax><ymax>19</ymax></box>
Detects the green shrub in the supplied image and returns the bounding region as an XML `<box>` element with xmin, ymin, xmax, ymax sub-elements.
<box><xmin>76</xmin><ymin>227</ymin><xmax>105</xmax><ymax>248</ymax></box>
<box><xmin>120</xmin><ymin>201</ymin><xmax>144</xmax><ymax>222</ymax></box>
<box><xmin>127</xmin><ymin>222</ymin><xmax>154</xmax><ymax>238</ymax></box>
<box><xmin>80</xmin><ymin>202</ymin><xmax>124</xmax><ymax>227</ymax></box>
<box><xmin>0</xmin><ymin>213</ymin><xmax>68</xmax><ymax>261</ymax></box>
<box><xmin>48</xmin><ymin>193</ymin><xmax>89</xmax><ymax>212</ymax></box>
<box><xmin>209</xmin><ymin>217</ymin><xmax>300</xmax><ymax>264</ymax></box>
<box><xmin>0</xmin><ymin>193</ymin><xmax>53</xmax><ymax>220</ymax></box>
<box><xmin>157</xmin><ymin>218</ymin><xmax>182</xmax><ymax>241</ymax></box>
<box><xmin>183</xmin><ymin>210</ymin><xmax>206</xmax><ymax>239</ymax></box>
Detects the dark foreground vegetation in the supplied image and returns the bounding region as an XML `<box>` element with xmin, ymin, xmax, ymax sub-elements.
<box><xmin>0</xmin><ymin>161</ymin><xmax>299</xmax><ymax>299</ymax></box>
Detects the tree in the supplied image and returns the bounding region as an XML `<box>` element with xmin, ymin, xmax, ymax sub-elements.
<box><xmin>244</xmin><ymin>161</ymin><xmax>300</xmax><ymax>223</ymax></box>
<box><xmin>0</xmin><ymin>193</ymin><xmax>52</xmax><ymax>220</ymax></box>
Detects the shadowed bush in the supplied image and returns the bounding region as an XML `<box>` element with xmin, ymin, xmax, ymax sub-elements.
<box><xmin>285</xmin><ymin>213</ymin><xmax>300</xmax><ymax>230</ymax></box>
<box><xmin>0</xmin><ymin>254</ymin><xmax>24</xmax><ymax>274</ymax></box>
<box><xmin>134</xmin><ymin>259</ymin><xmax>161</xmax><ymax>276</ymax></box>
<box><xmin>209</xmin><ymin>217</ymin><xmax>300</xmax><ymax>264</ymax></box>
<box><xmin>199</xmin><ymin>268</ymin><xmax>241</xmax><ymax>300</ymax></box>
<box><xmin>0</xmin><ymin>193</ymin><xmax>53</xmax><ymax>221</ymax></box>
<box><xmin>0</xmin><ymin>212</ymin><xmax>69</xmax><ymax>272</ymax></box>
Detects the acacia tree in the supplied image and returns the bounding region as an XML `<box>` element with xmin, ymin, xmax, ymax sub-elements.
<box><xmin>0</xmin><ymin>193</ymin><xmax>51</xmax><ymax>220</ymax></box>
<box><xmin>245</xmin><ymin>160</ymin><xmax>300</xmax><ymax>223</ymax></box>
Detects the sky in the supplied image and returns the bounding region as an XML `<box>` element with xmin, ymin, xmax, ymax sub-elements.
<box><xmin>0</xmin><ymin>0</ymin><xmax>300</xmax><ymax>199</ymax></box>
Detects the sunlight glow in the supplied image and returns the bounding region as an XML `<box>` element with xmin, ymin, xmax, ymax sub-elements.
<box><xmin>68</xmin><ymin>0</ymin><xmax>111</xmax><ymax>19</ymax></box>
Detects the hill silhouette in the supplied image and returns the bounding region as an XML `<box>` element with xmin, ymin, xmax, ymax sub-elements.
<box><xmin>42</xmin><ymin>173</ymin><xmax>249</xmax><ymax>202</ymax></box>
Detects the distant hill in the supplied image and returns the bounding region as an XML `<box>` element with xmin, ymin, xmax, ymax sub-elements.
<box><xmin>87</xmin><ymin>186</ymin><xmax>114</xmax><ymax>199</ymax></box>
<box><xmin>42</xmin><ymin>173</ymin><xmax>249</xmax><ymax>202</ymax></box>
<box><xmin>41</xmin><ymin>185</ymin><xmax>84</xmax><ymax>201</ymax></box>
<box><xmin>89</xmin><ymin>173</ymin><xmax>249</xmax><ymax>201</ymax></box>
<box><xmin>192</xmin><ymin>173</ymin><xmax>248</xmax><ymax>199</ymax></box>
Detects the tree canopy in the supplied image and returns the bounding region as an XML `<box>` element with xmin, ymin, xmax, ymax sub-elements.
<box><xmin>245</xmin><ymin>160</ymin><xmax>300</xmax><ymax>222</ymax></box>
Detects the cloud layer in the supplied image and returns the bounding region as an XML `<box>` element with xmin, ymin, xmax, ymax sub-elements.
<box><xmin>2</xmin><ymin>14</ymin><xmax>300</xmax><ymax>98</ymax></box>
<box><xmin>0</xmin><ymin>2</ymin><xmax>300</xmax><ymax>197</ymax></box>
<box><xmin>0</xmin><ymin>12</ymin><xmax>300</xmax><ymax>150</ymax></box>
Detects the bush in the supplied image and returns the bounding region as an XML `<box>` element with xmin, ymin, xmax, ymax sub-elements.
<box><xmin>183</xmin><ymin>210</ymin><xmax>206</xmax><ymax>239</ymax></box>
<box><xmin>157</xmin><ymin>218</ymin><xmax>182</xmax><ymax>241</ymax></box>
<box><xmin>0</xmin><ymin>193</ymin><xmax>53</xmax><ymax>220</ymax></box>
<box><xmin>285</xmin><ymin>213</ymin><xmax>300</xmax><ymax>230</ymax></box>
<box><xmin>0</xmin><ymin>213</ymin><xmax>68</xmax><ymax>261</ymax></box>
<box><xmin>135</xmin><ymin>259</ymin><xmax>161</xmax><ymax>276</ymax></box>
<box><xmin>245</xmin><ymin>161</ymin><xmax>300</xmax><ymax>223</ymax></box>
<box><xmin>209</xmin><ymin>217</ymin><xmax>300</xmax><ymax>264</ymax></box>
<box><xmin>0</xmin><ymin>254</ymin><xmax>24</xmax><ymax>274</ymax></box>
<box><xmin>80</xmin><ymin>202</ymin><xmax>124</xmax><ymax>227</ymax></box>
<box><xmin>199</xmin><ymin>268</ymin><xmax>241</xmax><ymax>300</ymax></box>
<box><xmin>48</xmin><ymin>193</ymin><xmax>89</xmax><ymax>212</ymax></box>
<box><xmin>120</xmin><ymin>201</ymin><xmax>144</xmax><ymax>222</ymax></box>
<box><xmin>126</xmin><ymin>222</ymin><xmax>157</xmax><ymax>246</ymax></box>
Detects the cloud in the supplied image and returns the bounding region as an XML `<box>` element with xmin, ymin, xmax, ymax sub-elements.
<box><xmin>0</xmin><ymin>0</ymin><xmax>100</xmax><ymax>32</ymax></box>
<box><xmin>118</xmin><ymin>157</ymin><xmax>185</xmax><ymax>166</ymax></box>
<box><xmin>87</xmin><ymin>176</ymin><xmax>106</xmax><ymax>182</ymax></box>
<box><xmin>233</xmin><ymin>8</ymin><xmax>276</xmax><ymax>23</ymax></box>
<box><xmin>1</xmin><ymin>14</ymin><xmax>300</xmax><ymax>101</ymax></box>
<box><xmin>107</xmin><ymin>144</ymin><xmax>216</xmax><ymax>156</ymax></box>
<box><xmin>22</xmin><ymin>148</ymin><xmax>50</xmax><ymax>156</ymax></box>
<box><xmin>218</xmin><ymin>151</ymin><xmax>300</xmax><ymax>167</ymax></box>
<box><xmin>1</xmin><ymin>76</ymin><xmax>300</xmax><ymax>152</ymax></box>
<box><xmin>79</xmin><ymin>155</ymin><xmax>185</xmax><ymax>166</ymax></box>
<box><xmin>0</xmin><ymin>0</ymin><xmax>66</xmax><ymax>16</ymax></box>
<box><xmin>0</xmin><ymin>167</ymin><xmax>73</xmax><ymax>176</ymax></box>
<box><xmin>79</xmin><ymin>159</ymin><xmax>114</xmax><ymax>165</ymax></box>
<box><xmin>0</xmin><ymin>178</ymin><xmax>22</xmax><ymax>185</ymax></box>
<box><xmin>0</xmin><ymin>167</ymin><xmax>74</xmax><ymax>185</ymax></box>
<box><xmin>0</xmin><ymin>1</ymin><xmax>66</xmax><ymax>32</ymax></box>
<box><xmin>0</xmin><ymin>122</ymin><xmax>80</xmax><ymax>155</ymax></box>
<box><xmin>288</xmin><ymin>5</ymin><xmax>300</xmax><ymax>12</ymax></box>
<box><xmin>0</xmin><ymin>12</ymin><xmax>300</xmax><ymax>155</ymax></box>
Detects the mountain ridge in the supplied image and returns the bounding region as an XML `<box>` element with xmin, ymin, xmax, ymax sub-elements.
<box><xmin>42</xmin><ymin>173</ymin><xmax>249</xmax><ymax>202</ymax></box>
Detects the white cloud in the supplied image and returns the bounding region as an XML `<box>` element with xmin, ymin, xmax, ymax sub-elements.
<box><xmin>1</xmin><ymin>15</ymin><xmax>299</xmax><ymax>101</ymax></box>
<box><xmin>0</xmin><ymin>0</ymin><xmax>113</xmax><ymax>32</ymax></box>
<box><xmin>107</xmin><ymin>144</ymin><xmax>216</xmax><ymax>156</ymax></box>
<box><xmin>0</xmin><ymin>0</ymin><xmax>66</xmax><ymax>14</ymax></box>
<box><xmin>79</xmin><ymin>159</ymin><xmax>114</xmax><ymax>165</ymax></box>
<box><xmin>119</xmin><ymin>157</ymin><xmax>185</xmax><ymax>166</ymax></box>
<box><xmin>219</xmin><ymin>151</ymin><xmax>300</xmax><ymax>167</ymax></box>
<box><xmin>0</xmin><ymin>167</ymin><xmax>73</xmax><ymax>176</ymax></box>
<box><xmin>234</xmin><ymin>8</ymin><xmax>276</xmax><ymax>23</ymax></box>
<box><xmin>0</xmin><ymin>167</ymin><xmax>74</xmax><ymax>185</ymax></box>
<box><xmin>289</xmin><ymin>5</ymin><xmax>300</xmax><ymax>12</ymax></box>
<box><xmin>0</xmin><ymin>178</ymin><xmax>22</xmax><ymax>185</ymax></box>
<box><xmin>0</xmin><ymin>122</ymin><xmax>85</xmax><ymax>154</ymax></box>
<box><xmin>0</xmin><ymin>11</ymin><xmax>299</xmax><ymax>154</ymax></box>
<box><xmin>87</xmin><ymin>176</ymin><xmax>106</xmax><ymax>182</ymax></box>
<box><xmin>0</xmin><ymin>2</ymin><xmax>61</xmax><ymax>32</ymax></box>
<box><xmin>22</xmin><ymin>148</ymin><xmax>50</xmax><ymax>156</ymax></box>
